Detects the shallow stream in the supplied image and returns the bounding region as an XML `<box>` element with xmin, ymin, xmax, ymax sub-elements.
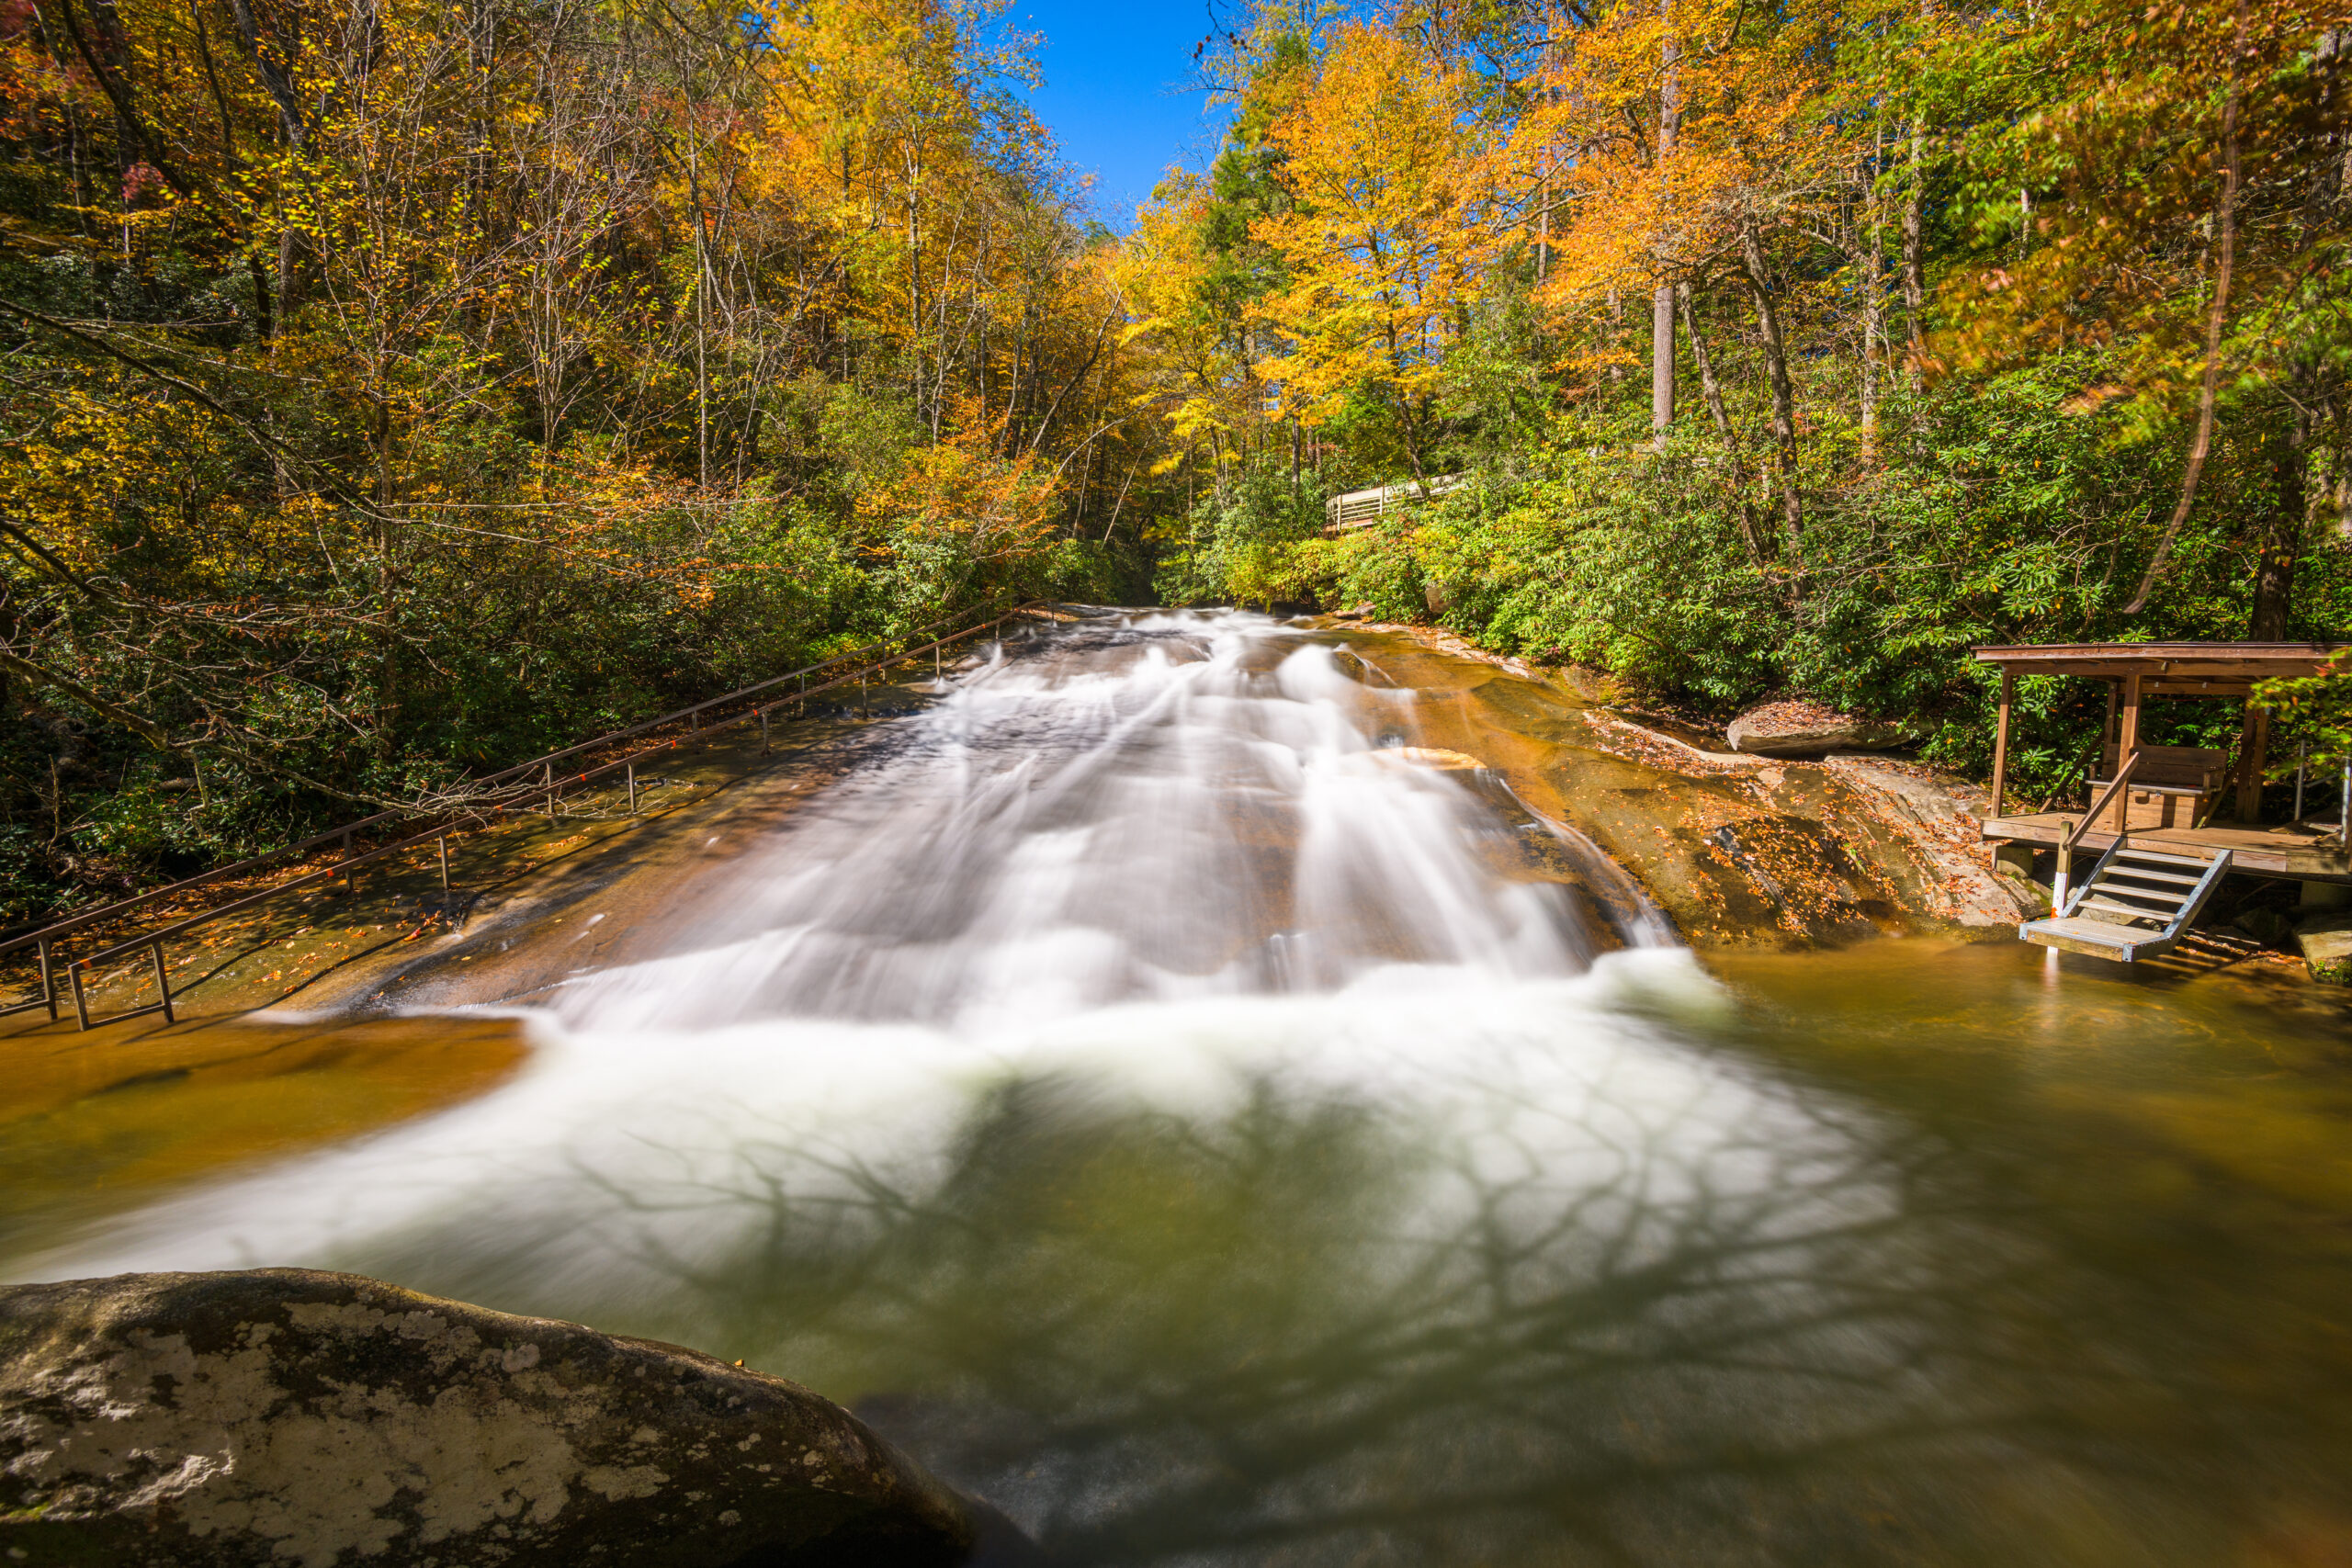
<box><xmin>11</xmin><ymin>609</ymin><xmax>2352</xmax><ymax>1566</ymax></box>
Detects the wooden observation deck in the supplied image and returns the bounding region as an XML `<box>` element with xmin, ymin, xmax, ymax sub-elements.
<box><xmin>1974</xmin><ymin>641</ymin><xmax>2351</xmax><ymax>960</ymax></box>
<box><xmin>1324</xmin><ymin>474</ymin><xmax>1465</xmax><ymax>531</ymax></box>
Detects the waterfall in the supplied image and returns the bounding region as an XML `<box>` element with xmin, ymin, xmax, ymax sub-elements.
<box><xmin>558</xmin><ymin>608</ymin><xmax>1666</xmax><ymax>1035</ymax></box>
<box><xmin>21</xmin><ymin>613</ymin><xmax>1746</xmax><ymax>1301</ymax></box>
<box><xmin>6</xmin><ymin>614</ymin><xmax>2332</xmax><ymax>1567</ymax></box>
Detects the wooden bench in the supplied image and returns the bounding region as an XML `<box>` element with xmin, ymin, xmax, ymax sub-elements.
<box><xmin>2090</xmin><ymin>744</ymin><xmax>2230</xmax><ymax>830</ymax></box>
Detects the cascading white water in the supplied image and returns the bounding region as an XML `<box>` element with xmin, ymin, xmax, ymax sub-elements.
<box><xmin>23</xmin><ymin>611</ymin><xmax>1996</xmax><ymax>1565</ymax></box>
<box><xmin>559</xmin><ymin>609</ymin><xmax>1654</xmax><ymax>1035</ymax></box>
<box><xmin>19</xmin><ymin>608</ymin><xmax>1849</xmax><ymax>1279</ymax></box>
<box><xmin>30</xmin><ymin>612</ymin><xmax>1747</xmax><ymax>1288</ymax></box>
<box><xmin>11</xmin><ymin>612</ymin><xmax>2347</xmax><ymax>1565</ymax></box>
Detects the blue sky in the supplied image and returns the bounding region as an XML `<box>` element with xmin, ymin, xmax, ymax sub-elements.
<box><xmin>1012</xmin><ymin>0</ymin><xmax>1231</xmax><ymax>230</ymax></box>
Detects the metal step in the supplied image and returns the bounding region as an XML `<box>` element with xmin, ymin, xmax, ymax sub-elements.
<box><xmin>2018</xmin><ymin>916</ymin><xmax>2170</xmax><ymax>961</ymax></box>
<box><xmin>2114</xmin><ymin>848</ymin><xmax>2219</xmax><ymax>870</ymax></box>
<box><xmin>2103</xmin><ymin>864</ymin><xmax>2203</xmax><ymax>887</ymax></box>
<box><xmin>2075</xmin><ymin>897</ymin><xmax>2176</xmax><ymax>924</ymax></box>
<box><xmin>2022</xmin><ymin>840</ymin><xmax>2234</xmax><ymax>963</ymax></box>
<box><xmin>2087</xmin><ymin>879</ymin><xmax>2189</xmax><ymax>904</ymax></box>
<box><xmin>2080</xmin><ymin>889</ymin><xmax>2190</xmax><ymax>916</ymax></box>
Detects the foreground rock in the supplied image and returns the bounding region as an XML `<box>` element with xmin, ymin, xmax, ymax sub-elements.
<box><xmin>0</xmin><ymin>1269</ymin><xmax>981</xmax><ymax>1568</ymax></box>
<box><xmin>1726</xmin><ymin>699</ymin><xmax>1910</xmax><ymax>758</ymax></box>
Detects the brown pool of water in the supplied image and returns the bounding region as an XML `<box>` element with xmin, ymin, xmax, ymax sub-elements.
<box><xmin>1708</xmin><ymin>937</ymin><xmax>2352</xmax><ymax>1213</ymax></box>
<box><xmin>16</xmin><ymin>935</ymin><xmax>2352</xmax><ymax>1568</ymax></box>
<box><xmin>0</xmin><ymin>1012</ymin><xmax>528</xmax><ymax>1256</ymax></box>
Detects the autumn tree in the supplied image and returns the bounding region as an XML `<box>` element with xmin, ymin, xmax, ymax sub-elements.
<box><xmin>0</xmin><ymin>0</ymin><xmax>1169</xmax><ymax>921</ymax></box>
<box><xmin>1939</xmin><ymin>0</ymin><xmax>2351</xmax><ymax>637</ymax></box>
<box><xmin>1251</xmin><ymin>21</ymin><xmax>1500</xmax><ymax>482</ymax></box>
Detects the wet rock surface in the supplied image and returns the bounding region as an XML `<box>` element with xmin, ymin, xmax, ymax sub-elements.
<box><xmin>0</xmin><ymin>1269</ymin><xmax>981</xmax><ymax>1568</ymax></box>
<box><xmin>27</xmin><ymin>616</ymin><xmax>2032</xmax><ymax>1038</ymax></box>
<box><xmin>1329</xmin><ymin>625</ymin><xmax>2035</xmax><ymax>946</ymax></box>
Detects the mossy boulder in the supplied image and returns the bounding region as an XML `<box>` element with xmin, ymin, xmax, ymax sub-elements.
<box><xmin>0</xmin><ymin>1269</ymin><xmax>983</xmax><ymax>1567</ymax></box>
<box><xmin>2296</xmin><ymin>912</ymin><xmax>2352</xmax><ymax>985</ymax></box>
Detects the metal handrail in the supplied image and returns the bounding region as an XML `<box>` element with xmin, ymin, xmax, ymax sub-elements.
<box><xmin>4</xmin><ymin>599</ymin><xmax>1053</xmax><ymax>1024</ymax></box>
<box><xmin>456</xmin><ymin>601</ymin><xmax>1022</xmax><ymax>791</ymax></box>
<box><xmin>0</xmin><ymin>599</ymin><xmax>1023</xmax><ymax>961</ymax></box>
<box><xmin>2064</xmin><ymin>750</ymin><xmax>2143</xmax><ymax>853</ymax></box>
<box><xmin>2050</xmin><ymin>751</ymin><xmax>2143</xmax><ymax>916</ymax></box>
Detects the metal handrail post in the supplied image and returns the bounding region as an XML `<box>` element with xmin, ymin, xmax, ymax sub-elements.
<box><xmin>627</xmin><ymin>762</ymin><xmax>637</xmax><ymax>814</ymax></box>
<box><xmin>437</xmin><ymin>834</ymin><xmax>450</xmax><ymax>890</ymax></box>
<box><xmin>150</xmin><ymin>940</ymin><xmax>175</xmax><ymax>1025</ymax></box>
<box><xmin>0</xmin><ymin>936</ymin><xmax>59</xmax><ymax>1021</ymax></box>
<box><xmin>2056</xmin><ymin>753</ymin><xmax>2143</xmax><ymax>912</ymax></box>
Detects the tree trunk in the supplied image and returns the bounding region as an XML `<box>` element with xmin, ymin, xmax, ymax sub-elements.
<box><xmin>1900</xmin><ymin>0</ymin><xmax>1934</xmax><ymax>370</ymax></box>
<box><xmin>223</xmin><ymin>0</ymin><xmax>307</xmax><ymax>318</ymax></box>
<box><xmin>1739</xmin><ymin>220</ymin><xmax>1803</xmax><ymax>555</ymax></box>
<box><xmin>688</xmin><ymin>141</ymin><xmax>711</xmax><ymax>488</ymax></box>
<box><xmin>1862</xmin><ymin>121</ymin><xmax>1887</xmax><ymax>456</ymax></box>
<box><xmin>1651</xmin><ymin>12</ymin><xmax>1680</xmax><ymax>446</ymax></box>
<box><xmin>1679</xmin><ymin>284</ymin><xmax>1768</xmax><ymax>574</ymax></box>
<box><xmin>2251</xmin><ymin>391</ymin><xmax>2312</xmax><ymax>638</ymax></box>
<box><xmin>2123</xmin><ymin>0</ymin><xmax>2245</xmax><ymax>615</ymax></box>
<box><xmin>1901</xmin><ymin>119</ymin><xmax>1925</xmax><ymax>364</ymax></box>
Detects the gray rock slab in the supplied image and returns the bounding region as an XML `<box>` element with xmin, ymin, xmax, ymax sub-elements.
<box><xmin>0</xmin><ymin>1269</ymin><xmax>980</xmax><ymax>1568</ymax></box>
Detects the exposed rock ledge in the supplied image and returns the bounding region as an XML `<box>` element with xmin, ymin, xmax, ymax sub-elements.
<box><xmin>0</xmin><ymin>1269</ymin><xmax>987</xmax><ymax>1568</ymax></box>
<box><xmin>1326</xmin><ymin>621</ymin><xmax>2041</xmax><ymax>944</ymax></box>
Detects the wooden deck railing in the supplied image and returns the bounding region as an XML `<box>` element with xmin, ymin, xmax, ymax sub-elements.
<box><xmin>2066</xmin><ymin>750</ymin><xmax>2143</xmax><ymax>853</ymax></box>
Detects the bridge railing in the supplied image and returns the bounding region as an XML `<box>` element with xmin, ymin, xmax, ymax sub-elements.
<box><xmin>2</xmin><ymin>598</ymin><xmax>1060</xmax><ymax>1029</ymax></box>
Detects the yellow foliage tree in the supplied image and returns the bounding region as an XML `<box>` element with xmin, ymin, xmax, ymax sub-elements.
<box><xmin>1114</xmin><ymin>173</ymin><xmax>1249</xmax><ymax>478</ymax></box>
<box><xmin>1251</xmin><ymin>22</ymin><xmax>1499</xmax><ymax>480</ymax></box>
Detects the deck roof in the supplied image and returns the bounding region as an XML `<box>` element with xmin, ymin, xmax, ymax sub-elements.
<box><xmin>1972</xmin><ymin>641</ymin><xmax>2349</xmax><ymax>694</ymax></box>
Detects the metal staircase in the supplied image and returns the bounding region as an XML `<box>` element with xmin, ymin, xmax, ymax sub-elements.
<box><xmin>2019</xmin><ymin>839</ymin><xmax>2233</xmax><ymax>962</ymax></box>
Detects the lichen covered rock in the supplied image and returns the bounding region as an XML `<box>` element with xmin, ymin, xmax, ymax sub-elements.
<box><xmin>0</xmin><ymin>1269</ymin><xmax>979</xmax><ymax>1567</ymax></box>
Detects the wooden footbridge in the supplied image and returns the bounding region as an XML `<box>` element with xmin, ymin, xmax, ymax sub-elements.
<box><xmin>1976</xmin><ymin>642</ymin><xmax>2351</xmax><ymax>963</ymax></box>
